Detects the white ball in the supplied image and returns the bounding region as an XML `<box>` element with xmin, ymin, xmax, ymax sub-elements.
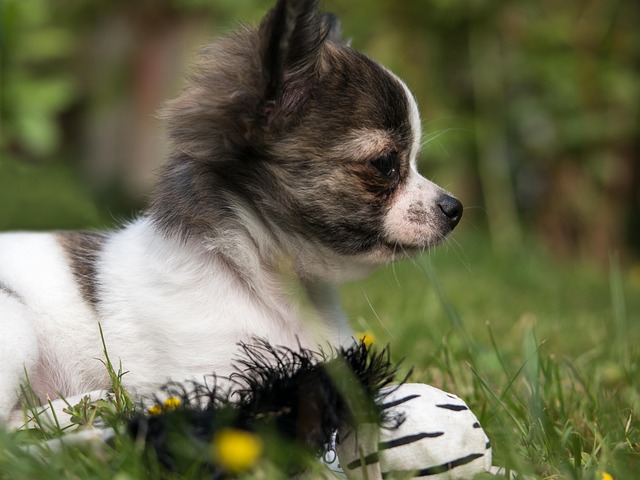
<box><xmin>337</xmin><ymin>383</ymin><xmax>492</xmax><ymax>479</ymax></box>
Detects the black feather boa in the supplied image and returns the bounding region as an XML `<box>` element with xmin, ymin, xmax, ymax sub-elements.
<box><xmin>128</xmin><ymin>339</ymin><xmax>407</xmax><ymax>476</ymax></box>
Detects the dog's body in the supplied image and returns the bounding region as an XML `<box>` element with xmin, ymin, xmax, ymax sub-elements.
<box><xmin>0</xmin><ymin>219</ymin><xmax>350</xmax><ymax>414</ymax></box>
<box><xmin>0</xmin><ymin>0</ymin><xmax>462</xmax><ymax>425</ymax></box>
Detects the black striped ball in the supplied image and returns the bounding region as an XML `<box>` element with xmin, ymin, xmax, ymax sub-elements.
<box><xmin>336</xmin><ymin>383</ymin><xmax>491</xmax><ymax>479</ymax></box>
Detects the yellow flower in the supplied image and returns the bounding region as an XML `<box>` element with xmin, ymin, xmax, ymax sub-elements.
<box><xmin>163</xmin><ymin>397</ymin><xmax>181</xmax><ymax>411</ymax></box>
<box><xmin>357</xmin><ymin>331</ymin><xmax>375</xmax><ymax>347</ymax></box>
<box><xmin>212</xmin><ymin>428</ymin><xmax>263</xmax><ymax>473</ymax></box>
<box><xmin>148</xmin><ymin>397</ymin><xmax>181</xmax><ymax>416</ymax></box>
<box><xmin>602</xmin><ymin>473</ymin><xmax>613</xmax><ymax>480</ymax></box>
<box><xmin>148</xmin><ymin>404</ymin><xmax>163</xmax><ymax>416</ymax></box>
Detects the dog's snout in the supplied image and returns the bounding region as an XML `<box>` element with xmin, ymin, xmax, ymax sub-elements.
<box><xmin>438</xmin><ymin>195</ymin><xmax>463</xmax><ymax>229</ymax></box>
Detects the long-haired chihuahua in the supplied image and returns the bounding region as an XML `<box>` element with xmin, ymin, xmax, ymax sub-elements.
<box><xmin>0</xmin><ymin>0</ymin><xmax>462</xmax><ymax>425</ymax></box>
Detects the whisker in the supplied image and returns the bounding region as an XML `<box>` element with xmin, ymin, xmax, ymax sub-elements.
<box><xmin>362</xmin><ymin>289</ymin><xmax>396</xmax><ymax>340</ymax></box>
<box><xmin>390</xmin><ymin>242</ymin><xmax>401</xmax><ymax>287</ymax></box>
<box><xmin>463</xmin><ymin>205</ymin><xmax>487</xmax><ymax>212</ymax></box>
<box><xmin>444</xmin><ymin>235</ymin><xmax>472</xmax><ymax>273</ymax></box>
<box><xmin>421</xmin><ymin>129</ymin><xmax>456</xmax><ymax>147</ymax></box>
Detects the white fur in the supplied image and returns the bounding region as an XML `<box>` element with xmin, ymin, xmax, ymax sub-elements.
<box><xmin>398</xmin><ymin>75</ymin><xmax>423</xmax><ymax>165</ymax></box>
<box><xmin>0</xmin><ymin>214</ymin><xmax>354</xmax><ymax>425</ymax></box>
<box><xmin>96</xmin><ymin>218</ymin><xmax>349</xmax><ymax>393</ymax></box>
<box><xmin>0</xmin><ymin>233</ymin><xmax>105</xmax><ymax>416</ymax></box>
<box><xmin>383</xmin><ymin>75</ymin><xmax>453</xmax><ymax>251</ymax></box>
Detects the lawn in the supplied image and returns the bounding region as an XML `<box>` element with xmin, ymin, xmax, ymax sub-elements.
<box><xmin>0</xmin><ymin>228</ymin><xmax>638</xmax><ymax>479</ymax></box>
<box><xmin>342</xmin><ymin>231</ymin><xmax>640</xmax><ymax>479</ymax></box>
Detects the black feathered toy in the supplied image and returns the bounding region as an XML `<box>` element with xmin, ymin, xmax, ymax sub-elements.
<box><xmin>127</xmin><ymin>340</ymin><xmax>491</xmax><ymax>479</ymax></box>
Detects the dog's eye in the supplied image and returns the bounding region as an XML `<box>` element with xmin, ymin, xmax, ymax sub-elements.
<box><xmin>370</xmin><ymin>150</ymin><xmax>399</xmax><ymax>179</ymax></box>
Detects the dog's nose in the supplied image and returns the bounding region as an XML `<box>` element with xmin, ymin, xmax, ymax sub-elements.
<box><xmin>438</xmin><ymin>194</ymin><xmax>463</xmax><ymax>229</ymax></box>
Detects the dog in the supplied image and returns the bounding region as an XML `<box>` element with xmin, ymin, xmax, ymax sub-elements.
<box><xmin>0</xmin><ymin>0</ymin><xmax>462</xmax><ymax>426</ymax></box>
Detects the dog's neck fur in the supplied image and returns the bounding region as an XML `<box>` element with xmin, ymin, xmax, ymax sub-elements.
<box><xmin>145</xmin><ymin>158</ymin><xmax>353</xmax><ymax>344</ymax></box>
<box><xmin>149</xmin><ymin>153</ymin><xmax>375</xmax><ymax>284</ymax></box>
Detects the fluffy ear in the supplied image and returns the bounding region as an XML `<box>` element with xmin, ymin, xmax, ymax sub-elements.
<box><xmin>259</xmin><ymin>0</ymin><xmax>342</xmax><ymax>121</ymax></box>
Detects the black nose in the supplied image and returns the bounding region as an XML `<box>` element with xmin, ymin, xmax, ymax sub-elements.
<box><xmin>438</xmin><ymin>194</ymin><xmax>463</xmax><ymax>229</ymax></box>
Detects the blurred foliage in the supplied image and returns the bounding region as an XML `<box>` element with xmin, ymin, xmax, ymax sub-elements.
<box><xmin>0</xmin><ymin>160</ymin><xmax>104</xmax><ymax>230</ymax></box>
<box><xmin>1</xmin><ymin>0</ymin><xmax>78</xmax><ymax>158</ymax></box>
<box><xmin>1</xmin><ymin>0</ymin><xmax>639</xmax><ymax>263</ymax></box>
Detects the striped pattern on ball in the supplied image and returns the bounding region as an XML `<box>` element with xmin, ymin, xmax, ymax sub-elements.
<box><xmin>336</xmin><ymin>383</ymin><xmax>492</xmax><ymax>479</ymax></box>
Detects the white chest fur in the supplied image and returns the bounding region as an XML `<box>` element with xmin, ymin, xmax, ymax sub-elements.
<box><xmin>97</xmin><ymin>219</ymin><xmax>341</xmax><ymax>392</ymax></box>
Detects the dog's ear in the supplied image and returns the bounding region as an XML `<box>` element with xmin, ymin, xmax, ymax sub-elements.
<box><xmin>258</xmin><ymin>0</ymin><xmax>342</xmax><ymax>123</ymax></box>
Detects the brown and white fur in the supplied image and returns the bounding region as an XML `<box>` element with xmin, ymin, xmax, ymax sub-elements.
<box><xmin>0</xmin><ymin>0</ymin><xmax>462</xmax><ymax>426</ymax></box>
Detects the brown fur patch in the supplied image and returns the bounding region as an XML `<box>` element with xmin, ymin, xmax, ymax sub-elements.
<box><xmin>57</xmin><ymin>232</ymin><xmax>106</xmax><ymax>307</ymax></box>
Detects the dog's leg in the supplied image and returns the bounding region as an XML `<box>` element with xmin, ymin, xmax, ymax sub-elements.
<box><xmin>0</xmin><ymin>292</ymin><xmax>39</xmax><ymax>425</ymax></box>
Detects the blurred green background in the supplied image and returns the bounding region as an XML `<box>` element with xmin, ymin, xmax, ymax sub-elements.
<box><xmin>1</xmin><ymin>0</ymin><xmax>639</xmax><ymax>266</ymax></box>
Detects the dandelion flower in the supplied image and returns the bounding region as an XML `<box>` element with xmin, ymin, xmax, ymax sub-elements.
<box><xmin>602</xmin><ymin>473</ymin><xmax>613</xmax><ymax>480</ymax></box>
<box><xmin>212</xmin><ymin>428</ymin><xmax>263</xmax><ymax>473</ymax></box>
<box><xmin>357</xmin><ymin>331</ymin><xmax>375</xmax><ymax>347</ymax></box>
<box><xmin>163</xmin><ymin>397</ymin><xmax>181</xmax><ymax>411</ymax></box>
<box><xmin>148</xmin><ymin>397</ymin><xmax>181</xmax><ymax>416</ymax></box>
<box><xmin>148</xmin><ymin>404</ymin><xmax>163</xmax><ymax>416</ymax></box>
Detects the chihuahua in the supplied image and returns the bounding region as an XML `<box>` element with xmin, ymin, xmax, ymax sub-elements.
<box><xmin>0</xmin><ymin>0</ymin><xmax>462</xmax><ymax>425</ymax></box>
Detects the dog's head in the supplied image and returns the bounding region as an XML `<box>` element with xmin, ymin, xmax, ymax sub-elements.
<box><xmin>154</xmin><ymin>0</ymin><xmax>462</xmax><ymax>279</ymax></box>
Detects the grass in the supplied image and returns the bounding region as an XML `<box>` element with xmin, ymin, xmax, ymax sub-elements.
<box><xmin>342</xmin><ymin>231</ymin><xmax>640</xmax><ymax>479</ymax></box>
<box><xmin>1</xmin><ymin>230</ymin><xmax>639</xmax><ymax>479</ymax></box>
